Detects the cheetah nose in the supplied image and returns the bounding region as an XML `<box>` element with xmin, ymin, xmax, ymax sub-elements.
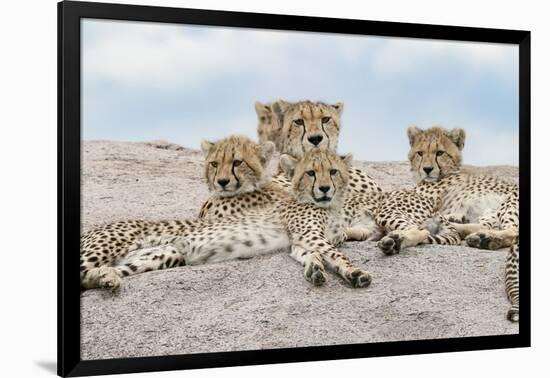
<box><xmin>308</xmin><ymin>135</ymin><xmax>323</xmax><ymax>146</ymax></box>
<box><xmin>217</xmin><ymin>178</ymin><xmax>230</xmax><ymax>187</ymax></box>
<box><xmin>319</xmin><ymin>185</ymin><xmax>330</xmax><ymax>193</ymax></box>
<box><xmin>423</xmin><ymin>167</ymin><xmax>434</xmax><ymax>174</ymax></box>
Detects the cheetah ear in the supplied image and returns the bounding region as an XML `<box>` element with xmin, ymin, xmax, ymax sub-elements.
<box><xmin>448</xmin><ymin>128</ymin><xmax>466</xmax><ymax>150</ymax></box>
<box><xmin>258</xmin><ymin>141</ymin><xmax>275</xmax><ymax>165</ymax></box>
<box><xmin>331</xmin><ymin>102</ymin><xmax>344</xmax><ymax>116</ymax></box>
<box><xmin>254</xmin><ymin>101</ymin><xmax>272</xmax><ymax>118</ymax></box>
<box><xmin>340</xmin><ymin>154</ymin><xmax>353</xmax><ymax>166</ymax></box>
<box><xmin>407</xmin><ymin>126</ymin><xmax>423</xmax><ymax>146</ymax></box>
<box><xmin>279</xmin><ymin>154</ymin><xmax>298</xmax><ymax>178</ymax></box>
<box><xmin>200</xmin><ymin>140</ymin><xmax>214</xmax><ymax>157</ymax></box>
<box><xmin>271</xmin><ymin>100</ymin><xmax>291</xmax><ymax>124</ymax></box>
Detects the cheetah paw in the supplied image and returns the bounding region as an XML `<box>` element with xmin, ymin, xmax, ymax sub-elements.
<box><xmin>344</xmin><ymin>269</ymin><xmax>372</xmax><ymax>288</ymax></box>
<box><xmin>304</xmin><ymin>262</ymin><xmax>327</xmax><ymax>286</ymax></box>
<box><xmin>507</xmin><ymin>308</ymin><xmax>519</xmax><ymax>322</ymax></box>
<box><xmin>377</xmin><ymin>232</ymin><xmax>404</xmax><ymax>255</ymax></box>
<box><xmin>96</xmin><ymin>266</ymin><xmax>122</xmax><ymax>290</ymax></box>
<box><xmin>331</xmin><ymin>231</ymin><xmax>348</xmax><ymax>247</ymax></box>
<box><xmin>466</xmin><ymin>232</ymin><xmax>504</xmax><ymax>250</ymax></box>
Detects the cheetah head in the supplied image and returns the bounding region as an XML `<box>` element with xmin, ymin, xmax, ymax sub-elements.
<box><xmin>280</xmin><ymin>149</ymin><xmax>351</xmax><ymax>209</ymax></box>
<box><xmin>201</xmin><ymin>135</ymin><xmax>275</xmax><ymax>197</ymax></box>
<box><xmin>407</xmin><ymin>126</ymin><xmax>465</xmax><ymax>183</ymax></box>
<box><xmin>270</xmin><ymin>100</ymin><xmax>343</xmax><ymax>159</ymax></box>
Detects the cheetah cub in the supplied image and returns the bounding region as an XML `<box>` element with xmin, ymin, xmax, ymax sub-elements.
<box><xmin>256</xmin><ymin>100</ymin><xmax>382</xmax><ymax>195</ymax></box>
<box><xmin>407</xmin><ymin>126</ymin><xmax>519</xmax><ymax>322</ymax></box>
<box><xmin>198</xmin><ymin>135</ymin><xmax>287</xmax><ymax>219</ymax></box>
<box><xmin>80</xmin><ymin>149</ymin><xmax>371</xmax><ymax>291</ymax></box>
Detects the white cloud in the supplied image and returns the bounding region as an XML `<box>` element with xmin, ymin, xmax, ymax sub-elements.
<box><xmin>83</xmin><ymin>20</ymin><xmax>258</xmax><ymax>90</ymax></box>
<box><xmin>82</xmin><ymin>19</ymin><xmax>517</xmax><ymax>95</ymax></box>
<box><xmin>369</xmin><ymin>37</ymin><xmax>518</xmax><ymax>77</ymax></box>
<box><xmin>82</xmin><ymin>19</ymin><xmax>371</xmax><ymax>91</ymax></box>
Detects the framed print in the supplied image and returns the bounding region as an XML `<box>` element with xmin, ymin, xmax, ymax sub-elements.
<box><xmin>58</xmin><ymin>0</ymin><xmax>530</xmax><ymax>376</ymax></box>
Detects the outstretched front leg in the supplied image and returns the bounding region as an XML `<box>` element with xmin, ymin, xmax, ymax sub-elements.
<box><xmin>377</xmin><ymin>227</ymin><xmax>430</xmax><ymax>255</ymax></box>
<box><xmin>376</xmin><ymin>208</ymin><xmax>460</xmax><ymax>255</ymax></box>
<box><xmin>464</xmin><ymin>228</ymin><xmax>518</xmax><ymax>250</ymax></box>
<box><xmin>374</xmin><ymin>191</ymin><xmax>439</xmax><ymax>255</ymax></box>
<box><xmin>320</xmin><ymin>247</ymin><xmax>371</xmax><ymax>288</ymax></box>
<box><xmin>291</xmin><ymin>232</ymin><xmax>371</xmax><ymax>288</ymax></box>
<box><xmin>290</xmin><ymin>246</ymin><xmax>327</xmax><ymax>286</ymax></box>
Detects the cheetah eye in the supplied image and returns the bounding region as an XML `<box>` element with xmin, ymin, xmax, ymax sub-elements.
<box><xmin>260</xmin><ymin>116</ymin><xmax>266</xmax><ymax>122</ymax></box>
<box><xmin>436</xmin><ymin>150</ymin><xmax>444</xmax><ymax>157</ymax></box>
<box><xmin>210</xmin><ymin>161</ymin><xmax>218</xmax><ymax>168</ymax></box>
<box><xmin>330</xmin><ymin>169</ymin><xmax>338</xmax><ymax>175</ymax></box>
<box><xmin>306</xmin><ymin>170</ymin><xmax>315</xmax><ymax>177</ymax></box>
<box><xmin>321</xmin><ymin>116</ymin><xmax>331</xmax><ymax>124</ymax></box>
<box><xmin>294</xmin><ymin>119</ymin><xmax>305</xmax><ymax>126</ymax></box>
<box><xmin>233</xmin><ymin>160</ymin><xmax>242</xmax><ymax>167</ymax></box>
<box><xmin>416</xmin><ymin>151</ymin><xmax>423</xmax><ymax>157</ymax></box>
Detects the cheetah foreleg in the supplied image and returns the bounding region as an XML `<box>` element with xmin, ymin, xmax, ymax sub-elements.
<box><xmin>345</xmin><ymin>225</ymin><xmax>381</xmax><ymax>242</ymax></box>
<box><xmin>465</xmin><ymin>228</ymin><xmax>518</xmax><ymax>250</ymax></box>
<box><xmin>290</xmin><ymin>245</ymin><xmax>327</xmax><ymax>286</ymax></box>
<box><xmin>449</xmin><ymin>222</ymin><xmax>487</xmax><ymax>239</ymax></box>
<box><xmin>320</xmin><ymin>248</ymin><xmax>371</xmax><ymax>288</ymax></box>
<box><xmin>378</xmin><ymin>227</ymin><xmax>430</xmax><ymax>255</ymax></box>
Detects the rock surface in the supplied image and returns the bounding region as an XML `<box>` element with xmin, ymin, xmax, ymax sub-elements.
<box><xmin>80</xmin><ymin>141</ymin><xmax>519</xmax><ymax>360</ymax></box>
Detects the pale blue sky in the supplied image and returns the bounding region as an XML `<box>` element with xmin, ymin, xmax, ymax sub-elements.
<box><xmin>81</xmin><ymin>19</ymin><xmax>519</xmax><ymax>165</ymax></box>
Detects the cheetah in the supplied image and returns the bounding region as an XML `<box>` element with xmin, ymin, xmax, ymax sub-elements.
<box><xmin>256</xmin><ymin>100</ymin><xmax>382</xmax><ymax>195</ymax></box>
<box><xmin>80</xmin><ymin>149</ymin><xmax>371</xmax><ymax>291</ymax></box>
<box><xmin>405</xmin><ymin>126</ymin><xmax>519</xmax><ymax>322</ymax></box>
<box><xmin>198</xmin><ymin>135</ymin><xmax>289</xmax><ymax>219</ymax></box>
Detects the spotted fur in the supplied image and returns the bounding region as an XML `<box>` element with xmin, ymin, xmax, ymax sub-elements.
<box><xmin>80</xmin><ymin>150</ymin><xmax>371</xmax><ymax>291</ymax></box>
<box><xmin>197</xmin><ymin>132</ymin><xmax>455</xmax><ymax>252</ymax></box>
<box><xmin>408</xmin><ymin>126</ymin><xmax>520</xmax><ymax>322</ymax></box>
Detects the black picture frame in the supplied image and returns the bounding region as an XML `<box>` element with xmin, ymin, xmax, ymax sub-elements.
<box><xmin>58</xmin><ymin>1</ymin><xmax>531</xmax><ymax>376</ymax></box>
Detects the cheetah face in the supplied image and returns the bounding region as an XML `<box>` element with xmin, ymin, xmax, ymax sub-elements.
<box><xmin>280</xmin><ymin>149</ymin><xmax>351</xmax><ymax>209</ymax></box>
<box><xmin>407</xmin><ymin>126</ymin><xmax>465</xmax><ymax>184</ymax></box>
<box><xmin>201</xmin><ymin>136</ymin><xmax>275</xmax><ymax>197</ymax></box>
<box><xmin>271</xmin><ymin>100</ymin><xmax>343</xmax><ymax>159</ymax></box>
